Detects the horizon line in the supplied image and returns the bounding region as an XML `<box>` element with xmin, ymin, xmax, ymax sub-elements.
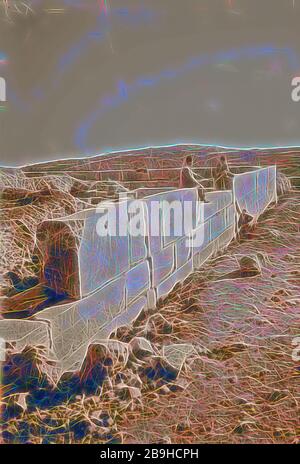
<box><xmin>1</xmin><ymin>141</ymin><xmax>300</xmax><ymax>170</ymax></box>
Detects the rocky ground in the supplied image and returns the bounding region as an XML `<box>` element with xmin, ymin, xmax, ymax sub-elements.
<box><xmin>117</xmin><ymin>191</ymin><xmax>300</xmax><ymax>444</ymax></box>
<box><xmin>1</xmin><ymin>192</ymin><xmax>299</xmax><ymax>444</ymax></box>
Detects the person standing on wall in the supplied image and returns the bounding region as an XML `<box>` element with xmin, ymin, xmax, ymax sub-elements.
<box><xmin>179</xmin><ymin>155</ymin><xmax>207</xmax><ymax>202</ymax></box>
<box><xmin>214</xmin><ymin>155</ymin><xmax>233</xmax><ymax>190</ymax></box>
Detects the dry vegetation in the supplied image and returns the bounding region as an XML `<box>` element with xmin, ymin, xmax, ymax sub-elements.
<box><xmin>0</xmin><ymin>171</ymin><xmax>86</xmax><ymax>287</ymax></box>
<box><xmin>1</xmin><ymin>191</ymin><xmax>299</xmax><ymax>444</ymax></box>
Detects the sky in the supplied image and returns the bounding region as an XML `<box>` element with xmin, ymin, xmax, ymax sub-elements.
<box><xmin>0</xmin><ymin>0</ymin><xmax>300</xmax><ymax>166</ymax></box>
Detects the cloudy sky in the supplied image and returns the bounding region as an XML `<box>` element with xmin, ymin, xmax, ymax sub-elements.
<box><xmin>0</xmin><ymin>0</ymin><xmax>300</xmax><ymax>166</ymax></box>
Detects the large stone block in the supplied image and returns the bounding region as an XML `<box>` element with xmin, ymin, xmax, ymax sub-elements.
<box><xmin>234</xmin><ymin>171</ymin><xmax>257</xmax><ymax>213</ymax></box>
<box><xmin>152</xmin><ymin>244</ymin><xmax>175</xmax><ymax>287</ymax></box>
<box><xmin>226</xmin><ymin>204</ymin><xmax>236</xmax><ymax>229</ymax></box>
<box><xmin>193</xmin><ymin>242</ymin><xmax>216</xmax><ymax>270</ymax></box>
<box><xmin>210</xmin><ymin>209</ymin><xmax>227</xmax><ymax>241</ymax></box>
<box><xmin>191</xmin><ymin>220</ymin><xmax>211</xmax><ymax>255</ymax></box>
<box><xmin>79</xmin><ymin>207</ymin><xmax>129</xmax><ymax>296</ymax></box>
<box><xmin>217</xmin><ymin>225</ymin><xmax>235</xmax><ymax>250</ymax></box>
<box><xmin>77</xmin><ymin>277</ymin><xmax>126</xmax><ymax>323</ymax></box>
<box><xmin>176</xmin><ymin>236</ymin><xmax>191</xmax><ymax>269</ymax></box>
<box><xmin>58</xmin><ymin>296</ymin><xmax>148</xmax><ymax>373</ymax></box>
<box><xmin>144</xmin><ymin>188</ymin><xmax>198</xmax><ymax>254</ymax></box>
<box><xmin>156</xmin><ymin>260</ymin><xmax>193</xmax><ymax>300</ymax></box>
<box><xmin>161</xmin><ymin>189</ymin><xmax>198</xmax><ymax>247</ymax></box>
<box><xmin>127</xmin><ymin>201</ymin><xmax>148</xmax><ymax>265</ymax></box>
<box><xmin>0</xmin><ymin>320</ymin><xmax>50</xmax><ymax>353</ymax></box>
<box><xmin>206</xmin><ymin>190</ymin><xmax>233</xmax><ymax>209</ymax></box>
<box><xmin>126</xmin><ymin>260</ymin><xmax>150</xmax><ymax>304</ymax></box>
<box><xmin>37</xmin><ymin>277</ymin><xmax>126</xmax><ymax>363</ymax></box>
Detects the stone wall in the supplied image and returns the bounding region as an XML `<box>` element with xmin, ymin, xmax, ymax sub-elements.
<box><xmin>0</xmin><ymin>166</ymin><xmax>277</xmax><ymax>375</ymax></box>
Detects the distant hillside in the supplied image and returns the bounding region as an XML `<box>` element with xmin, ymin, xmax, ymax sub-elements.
<box><xmin>14</xmin><ymin>144</ymin><xmax>299</xmax><ymax>187</ymax></box>
<box><xmin>1</xmin><ymin>144</ymin><xmax>299</xmax><ymax>188</ymax></box>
